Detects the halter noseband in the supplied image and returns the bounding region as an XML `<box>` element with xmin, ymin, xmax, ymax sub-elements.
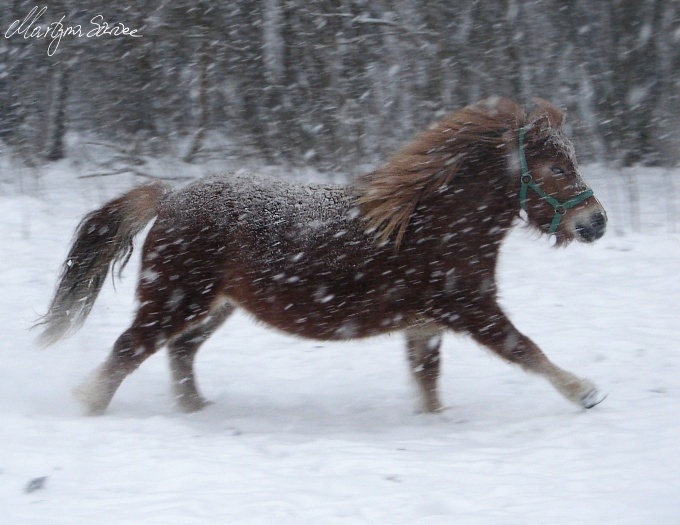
<box><xmin>517</xmin><ymin>128</ymin><xmax>594</xmax><ymax>235</ymax></box>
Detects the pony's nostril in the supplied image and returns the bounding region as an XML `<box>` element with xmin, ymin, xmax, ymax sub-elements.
<box><xmin>576</xmin><ymin>211</ymin><xmax>606</xmax><ymax>242</ymax></box>
<box><xmin>591</xmin><ymin>212</ymin><xmax>607</xmax><ymax>238</ymax></box>
<box><xmin>592</xmin><ymin>211</ymin><xmax>606</xmax><ymax>229</ymax></box>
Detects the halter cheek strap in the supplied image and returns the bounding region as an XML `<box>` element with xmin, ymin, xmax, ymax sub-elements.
<box><xmin>517</xmin><ymin>128</ymin><xmax>594</xmax><ymax>235</ymax></box>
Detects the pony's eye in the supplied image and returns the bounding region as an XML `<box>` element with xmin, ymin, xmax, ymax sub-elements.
<box><xmin>550</xmin><ymin>166</ymin><xmax>565</xmax><ymax>176</ymax></box>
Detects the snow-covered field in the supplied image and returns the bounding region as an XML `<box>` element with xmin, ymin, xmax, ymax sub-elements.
<box><xmin>1</xmin><ymin>161</ymin><xmax>679</xmax><ymax>524</ymax></box>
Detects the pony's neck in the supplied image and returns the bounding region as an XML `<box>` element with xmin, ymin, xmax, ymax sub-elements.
<box><xmin>406</xmin><ymin>156</ymin><xmax>518</xmax><ymax>255</ymax></box>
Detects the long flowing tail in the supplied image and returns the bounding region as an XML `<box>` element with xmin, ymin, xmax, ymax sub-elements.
<box><xmin>36</xmin><ymin>181</ymin><xmax>171</xmax><ymax>347</ymax></box>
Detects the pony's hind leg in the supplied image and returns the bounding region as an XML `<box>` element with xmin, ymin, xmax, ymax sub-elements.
<box><xmin>405</xmin><ymin>325</ymin><xmax>445</xmax><ymax>413</ymax></box>
<box><xmin>167</xmin><ymin>301</ymin><xmax>235</xmax><ymax>413</ymax></box>
<box><xmin>74</xmin><ymin>320</ymin><xmax>164</xmax><ymax>415</ymax></box>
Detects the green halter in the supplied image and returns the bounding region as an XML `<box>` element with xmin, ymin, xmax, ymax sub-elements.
<box><xmin>517</xmin><ymin>128</ymin><xmax>594</xmax><ymax>234</ymax></box>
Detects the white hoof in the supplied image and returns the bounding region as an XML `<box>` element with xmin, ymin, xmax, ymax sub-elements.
<box><xmin>72</xmin><ymin>365</ymin><xmax>112</xmax><ymax>416</ymax></box>
<box><xmin>580</xmin><ymin>388</ymin><xmax>607</xmax><ymax>409</ymax></box>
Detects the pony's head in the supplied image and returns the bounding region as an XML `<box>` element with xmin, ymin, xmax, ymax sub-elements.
<box><xmin>357</xmin><ymin>97</ymin><xmax>607</xmax><ymax>248</ymax></box>
<box><xmin>516</xmin><ymin>99</ymin><xmax>607</xmax><ymax>246</ymax></box>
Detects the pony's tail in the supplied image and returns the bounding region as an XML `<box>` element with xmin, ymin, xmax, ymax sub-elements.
<box><xmin>35</xmin><ymin>181</ymin><xmax>171</xmax><ymax>347</ymax></box>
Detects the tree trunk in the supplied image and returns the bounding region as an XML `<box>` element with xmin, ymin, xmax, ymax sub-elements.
<box><xmin>44</xmin><ymin>65</ymin><xmax>69</xmax><ymax>162</ymax></box>
<box><xmin>183</xmin><ymin>42</ymin><xmax>209</xmax><ymax>163</ymax></box>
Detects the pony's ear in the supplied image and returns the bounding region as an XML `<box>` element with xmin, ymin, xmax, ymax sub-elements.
<box><xmin>527</xmin><ymin>98</ymin><xmax>566</xmax><ymax>133</ymax></box>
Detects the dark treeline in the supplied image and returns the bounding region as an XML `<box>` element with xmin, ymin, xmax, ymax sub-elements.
<box><xmin>1</xmin><ymin>0</ymin><xmax>679</xmax><ymax>171</ymax></box>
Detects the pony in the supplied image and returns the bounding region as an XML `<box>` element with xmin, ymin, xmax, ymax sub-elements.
<box><xmin>37</xmin><ymin>97</ymin><xmax>608</xmax><ymax>416</ymax></box>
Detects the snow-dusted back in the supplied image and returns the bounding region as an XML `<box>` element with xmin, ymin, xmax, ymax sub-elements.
<box><xmin>169</xmin><ymin>172</ymin><xmax>355</xmax><ymax>239</ymax></box>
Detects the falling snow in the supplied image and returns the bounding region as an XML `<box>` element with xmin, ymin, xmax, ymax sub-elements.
<box><xmin>1</xmin><ymin>162</ymin><xmax>679</xmax><ymax>525</ymax></box>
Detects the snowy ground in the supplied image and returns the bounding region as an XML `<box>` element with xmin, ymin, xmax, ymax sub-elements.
<box><xmin>1</xmin><ymin>160</ymin><xmax>679</xmax><ymax>524</ymax></box>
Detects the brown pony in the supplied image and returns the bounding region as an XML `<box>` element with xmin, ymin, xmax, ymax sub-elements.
<box><xmin>37</xmin><ymin>98</ymin><xmax>608</xmax><ymax>416</ymax></box>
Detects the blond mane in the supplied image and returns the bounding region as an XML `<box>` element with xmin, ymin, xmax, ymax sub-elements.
<box><xmin>356</xmin><ymin>97</ymin><xmax>564</xmax><ymax>247</ymax></box>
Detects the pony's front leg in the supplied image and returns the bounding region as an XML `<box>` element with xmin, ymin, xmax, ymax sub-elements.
<box><xmin>405</xmin><ymin>325</ymin><xmax>445</xmax><ymax>413</ymax></box>
<box><xmin>451</xmin><ymin>302</ymin><xmax>605</xmax><ymax>409</ymax></box>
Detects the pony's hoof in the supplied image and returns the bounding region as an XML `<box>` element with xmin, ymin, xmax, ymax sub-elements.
<box><xmin>176</xmin><ymin>396</ymin><xmax>213</xmax><ymax>413</ymax></box>
<box><xmin>72</xmin><ymin>380</ymin><xmax>110</xmax><ymax>416</ymax></box>
<box><xmin>415</xmin><ymin>401</ymin><xmax>447</xmax><ymax>415</ymax></box>
<box><xmin>580</xmin><ymin>388</ymin><xmax>607</xmax><ymax>409</ymax></box>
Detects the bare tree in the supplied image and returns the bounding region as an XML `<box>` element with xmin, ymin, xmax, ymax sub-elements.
<box><xmin>1</xmin><ymin>0</ymin><xmax>679</xmax><ymax>174</ymax></box>
<box><xmin>44</xmin><ymin>63</ymin><xmax>69</xmax><ymax>161</ymax></box>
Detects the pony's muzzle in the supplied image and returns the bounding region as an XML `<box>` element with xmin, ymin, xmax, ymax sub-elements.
<box><xmin>574</xmin><ymin>210</ymin><xmax>607</xmax><ymax>242</ymax></box>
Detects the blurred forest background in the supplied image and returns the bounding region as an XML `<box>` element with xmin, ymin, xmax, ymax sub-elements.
<box><xmin>1</xmin><ymin>0</ymin><xmax>679</xmax><ymax>173</ymax></box>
